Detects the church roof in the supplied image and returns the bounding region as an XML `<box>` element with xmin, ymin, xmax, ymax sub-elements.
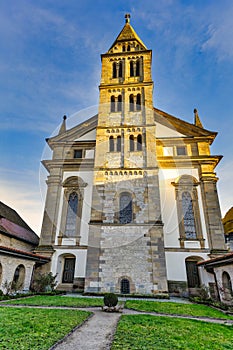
<box><xmin>222</xmin><ymin>207</ymin><xmax>233</xmax><ymax>235</ymax></box>
<box><xmin>108</xmin><ymin>15</ymin><xmax>147</xmax><ymax>52</ymax></box>
<box><xmin>154</xmin><ymin>108</ymin><xmax>217</xmax><ymax>141</ymax></box>
<box><xmin>0</xmin><ymin>201</ymin><xmax>39</xmax><ymax>245</ymax></box>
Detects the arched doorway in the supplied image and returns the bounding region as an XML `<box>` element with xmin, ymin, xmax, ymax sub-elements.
<box><xmin>121</xmin><ymin>278</ymin><xmax>130</xmax><ymax>294</ymax></box>
<box><xmin>62</xmin><ymin>256</ymin><xmax>76</xmax><ymax>284</ymax></box>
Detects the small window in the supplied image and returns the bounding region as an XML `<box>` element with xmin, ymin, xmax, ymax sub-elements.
<box><xmin>119</xmin><ymin>61</ymin><xmax>123</xmax><ymax>78</ymax></box>
<box><xmin>127</xmin><ymin>45</ymin><xmax>131</xmax><ymax>52</ymax></box>
<box><xmin>122</xmin><ymin>45</ymin><xmax>126</xmax><ymax>52</ymax></box>
<box><xmin>117</xmin><ymin>135</ymin><xmax>121</xmax><ymax>152</ymax></box>
<box><xmin>74</xmin><ymin>150</ymin><xmax>82</xmax><ymax>158</ymax></box>
<box><xmin>136</xmin><ymin>59</ymin><xmax>140</xmax><ymax>76</ymax></box>
<box><xmin>136</xmin><ymin>94</ymin><xmax>141</xmax><ymax>111</ymax></box>
<box><xmin>117</xmin><ymin>95</ymin><xmax>122</xmax><ymax>112</ymax></box>
<box><xmin>119</xmin><ymin>192</ymin><xmax>133</xmax><ymax>224</ymax></box>
<box><xmin>112</xmin><ymin>62</ymin><xmax>117</xmax><ymax>78</ymax></box>
<box><xmin>111</xmin><ymin>96</ymin><xmax>116</xmax><ymax>112</ymax></box>
<box><xmin>129</xmin><ymin>94</ymin><xmax>134</xmax><ymax>111</ymax></box>
<box><xmin>129</xmin><ymin>135</ymin><xmax>134</xmax><ymax>151</ymax></box>
<box><xmin>130</xmin><ymin>61</ymin><xmax>134</xmax><ymax>77</ymax></box>
<box><xmin>137</xmin><ymin>134</ymin><xmax>142</xmax><ymax>151</ymax></box>
<box><xmin>176</xmin><ymin>146</ymin><xmax>187</xmax><ymax>156</ymax></box>
<box><xmin>109</xmin><ymin>136</ymin><xmax>114</xmax><ymax>152</ymax></box>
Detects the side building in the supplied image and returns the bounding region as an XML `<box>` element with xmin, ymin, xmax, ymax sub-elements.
<box><xmin>0</xmin><ymin>201</ymin><xmax>49</xmax><ymax>292</ymax></box>
<box><xmin>37</xmin><ymin>15</ymin><xmax>227</xmax><ymax>296</ymax></box>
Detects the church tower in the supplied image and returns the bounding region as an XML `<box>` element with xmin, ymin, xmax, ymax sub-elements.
<box><xmin>85</xmin><ymin>14</ymin><xmax>168</xmax><ymax>294</ymax></box>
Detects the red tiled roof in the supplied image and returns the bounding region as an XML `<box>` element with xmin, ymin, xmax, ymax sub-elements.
<box><xmin>0</xmin><ymin>245</ymin><xmax>50</xmax><ymax>262</ymax></box>
<box><xmin>198</xmin><ymin>252</ymin><xmax>233</xmax><ymax>266</ymax></box>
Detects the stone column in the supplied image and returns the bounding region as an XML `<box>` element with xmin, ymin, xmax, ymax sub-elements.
<box><xmin>200</xmin><ymin>176</ymin><xmax>227</xmax><ymax>254</ymax></box>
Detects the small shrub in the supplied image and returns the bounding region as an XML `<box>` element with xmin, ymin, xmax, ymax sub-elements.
<box><xmin>32</xmin><ymin>272</ymin><xmax>57</xmax><ymax>293</ymax></box>
<box><xmin>104</xmin><ymin>293</ymin><xmax>118</xmax><ymax>307</ymax></box>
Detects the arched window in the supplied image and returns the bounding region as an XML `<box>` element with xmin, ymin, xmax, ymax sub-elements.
<box><xmin>137</xmin><ymin>134</ymin><xmax>142</xmax><ymax>151</ymax></box>
<box><xmin>222</xmin><ymin>272</ymin><xmax>233</xmax><ymax>298</ymax></box>
<box><xmin>130</xmin><ymin>61</ymin><xmax>134</xmax><ymax>77</ymax></box>
<box><xmin>65</xmin><ymin>192</ymin><xmax>78</xmax><ymax>237</ymax></box>
<box><xmin>112</xmin><ymin>62</ymin><xmax>117</xmax><ymax>78</ymax></box>
<box><xmin>119</xmin><ymin>61</ymin><xmax>123</xmax><ymax>78</ymax></box>
<box><xmin>129</xmin><ymin>135</ymin><xmax>134</xmax><ymax>151</ymax></box>
<box><xmin>136</xmin><ymin>59</ymin><xmax>140</xmax><ymax>76</ymax></box>
<box><xmin>117</xmin><ymin>95</ymin><xmax>122</xmax><ymax>112</ymax></box>
<box><xmin>182</xmin><ymin>192</ymin><xmax>197</xmax><ymax>239</ymax></box>
<box><xmin>109</xmin><ymin>136</ymin><xmax>114</xmax><ymax>152</ymax></box>
<box><xmin>117</xmin><ymin>135</ymin><xmax>121</xmax><ymax>152</ymax></box>
<box><xmin>129</xmin><ymin>94</ymin><xmax>134</xmax><ymax>111</ymax></box>
<box><xmin>13</xmin><ymin>264</ymin><xmax>25</xmax><ymax>289</ymax></box>
<box><xmin>111</xmin><ymin>96</ymin><xmax>116</xmax><ymax>112</ymax></box>
<box><xmin>121</xmin><ymin>278</ymin><xmax>130</xmax><ymax>294</ymax></box>
<box><xmin>122</xmin><ymin>45</ymin><xmax>126</xmax><ymax>52</ymax></box>
<box><xmin>127</xmin><ymin>44</ymin><xmax>131</xmax><ymax>52</ymax></box>
<box><xmin>136</xmin><ymin>93</ymin><xmax>141</xmax><ymax>110</ymax></box>
<box><xmin>119</xmin><ymin>192</ymin><xmax>133</xmax><ymax>224</ymax></box>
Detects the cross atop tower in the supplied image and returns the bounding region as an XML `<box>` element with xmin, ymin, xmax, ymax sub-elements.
<box><xmin>125</xmin><ymin>13</ymin><xmax>131</xmax><ymax>23</ymax></box>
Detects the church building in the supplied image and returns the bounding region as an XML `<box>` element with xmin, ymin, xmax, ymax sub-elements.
<box><xmin>37</xmin><ymin>15</ymin><xmax>227</xmax><ymax>296</ymax></box>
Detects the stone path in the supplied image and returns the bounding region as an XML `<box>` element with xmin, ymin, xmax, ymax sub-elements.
<box><xmin>51</xmin><ymin>308</ymin><xmax>121</xmax><ymax>350</ymax></box>
<box><xmin>50</xmin><ymin>307</ymin><xmax>233</xmax><ymax>350</ymax></box>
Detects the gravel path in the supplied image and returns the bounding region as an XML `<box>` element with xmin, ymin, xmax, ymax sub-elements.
<box><xmin>51</xmin><ymin>308</ymin><xmax>121</xmax><ymax>350</ymax></box>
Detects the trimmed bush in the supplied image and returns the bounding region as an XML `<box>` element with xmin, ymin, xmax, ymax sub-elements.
<box><xmin>104</xmin><ymin>293</ymin><xmax>118</xmax><ymax>307</ymax></box>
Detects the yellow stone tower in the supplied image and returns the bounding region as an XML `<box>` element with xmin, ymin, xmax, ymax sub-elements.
<box><xmin>85</xmin><ymin>14</ymin><xmax>168</xmax><ymax>294</ymax></box>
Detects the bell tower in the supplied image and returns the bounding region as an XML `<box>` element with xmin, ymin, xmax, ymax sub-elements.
<box><xmin>85</xmin><ymin>15</ymin><xmax>168</xmax><ymax>294</ymax></box>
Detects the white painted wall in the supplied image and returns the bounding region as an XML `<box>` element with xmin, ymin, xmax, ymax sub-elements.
<box><xmin>165</xmin><ymin>251</ymin><xmax>208</xmax><ymax>281</ymax></box>
<box><xmin>75</xmin><ymin>129</ymin><xmax>96</xmax><ymax>141</ymax></box>
<box><xmin>156</xmin><ymin>123</ymin><xmax>185</xmax><ymax>138</ymax></box>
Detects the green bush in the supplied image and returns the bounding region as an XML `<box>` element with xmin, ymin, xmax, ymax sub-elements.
<box><xmin>32</xmin><ymin>272</ymin><xmax>57</xmax><ymax>293</ymax></box>
<box><xmin>104</xmin><ymin>293</ymin><xmax>118</xmax><ymax>307</ymax></box>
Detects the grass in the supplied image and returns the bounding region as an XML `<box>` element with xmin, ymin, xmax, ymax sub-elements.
<box><xmin>0</xmin><ymin>307</ymin><xmax>91</xmax><ymax>350</ymax></box>
<box><xmin>125</xmin><ymin>300</ymin><xmax>233</xmax><ymax>319</ymax></box>
<box><xmin>2</xmin><ymin>295</ymin><xmax>104</xmax><ymax>308</ymax></box>
<box><xmin>111</xmin><ymin>315</ymin><xmax>233</xmax><ymax>350</ymax></box>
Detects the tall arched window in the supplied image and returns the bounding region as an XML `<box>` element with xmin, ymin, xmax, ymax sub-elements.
<box><xmin>119</xmin><ymin>61</ymin><xmax>123</xmax><ymax>78</ymax></box>
<box><xmin>182</xmin><ymin>192</ymin><xmax>197</xmax><ymax>239</ymax></box>
<box><xmin>109</xmin><ymin>136</ymin><xmax>114</xmax><ymax>152</ymax></box>
<box><xmin>117</xmin><ymin>95</ymin><xmax>122</xmax><ymax>112</ymax></box>
<box><xmin>117</xmin><ymin>135</ymin><xmax>121</xmax><ymax>152</ymax></box>
<box><xmin>137</xmin><ymin>134</ymin><xmax>142</xmax><ymax>151</ymax></box>
<box><xmin>136</xmin><ymin>59</ymin><xmax>140</xmax><ymax>76</ymax></box>
<box><xmin>127</xmin><ymin>45</ymin><xmax>131</xmax><ymax>52</ymax></box>
<box><xmin>65</xmin><ymin>192</ymin><xmax>78</xmax><ymax>237</ymax></box>
<box><xmin>129</xmin><ymin>94</ymin><xmax>134</xmax><ymax>111</ymax></box>
<box><xmin>111</xmin><ymin>96</ymin><xmax>116</xmax><ymax>112</ymax></box>
<box><xmin>136</xmin><ymin>94</ymin><xmax>141</xmax><ymax>110</ymax></box>
<box><xmin>130</xmin><ymin>61</ymin><xmax>134</xmax><ymax>77</ymax></box>
<box><xmin>129</xmin><ymin>135</ymin><xmax>134</xmax><ymax>151</ymax></box>
<box><xmin>122</xmin><ymin>45</ymin><xmax>126</xmax><ymax>52</ymax></box>
<box><xmin>112</xmin><ymin>62</ymin><xmax>117</xmax><ymax>78</ymax></box>
<box><xmin>119</xmin><ymin>192</ymin><xmax>133</xmax><ymax>224</ymax></box>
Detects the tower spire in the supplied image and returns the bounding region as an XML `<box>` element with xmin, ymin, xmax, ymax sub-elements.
<box><xmin>194</xmin><ymin>108</ymin><xmax>203</xmax><ymax>128</ymax></box>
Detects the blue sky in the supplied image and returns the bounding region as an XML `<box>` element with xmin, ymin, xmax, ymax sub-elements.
<box><xmin>0</xmin><ymin>0</ymin><xmax>233</xmax><ymax>233</ymax></box>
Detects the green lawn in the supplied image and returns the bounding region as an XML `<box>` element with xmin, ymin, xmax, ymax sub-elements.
<box><xmin>3</xmin><ymin>295</ymin><xmax>103</xmax><ymax>308</ymax></box>
<box><xmin>0</xmin><ymin>307</ymin><xmax>91</xmax><ymax>350</ymax></box>
<box><xmin>125</xmin><ymin>300</ymin><xmax>233</xmax><ymax>319</ymax></box>
<box><xmin>111</xmin><ymin>315</ymin><xmax>233</xmax><ymax>350</ymax></box>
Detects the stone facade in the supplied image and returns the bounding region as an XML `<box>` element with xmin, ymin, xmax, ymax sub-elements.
<box><xmin>38</xmin><ymin>15</ymin><xmax>227</xmax><ymax>296</ymax></box>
